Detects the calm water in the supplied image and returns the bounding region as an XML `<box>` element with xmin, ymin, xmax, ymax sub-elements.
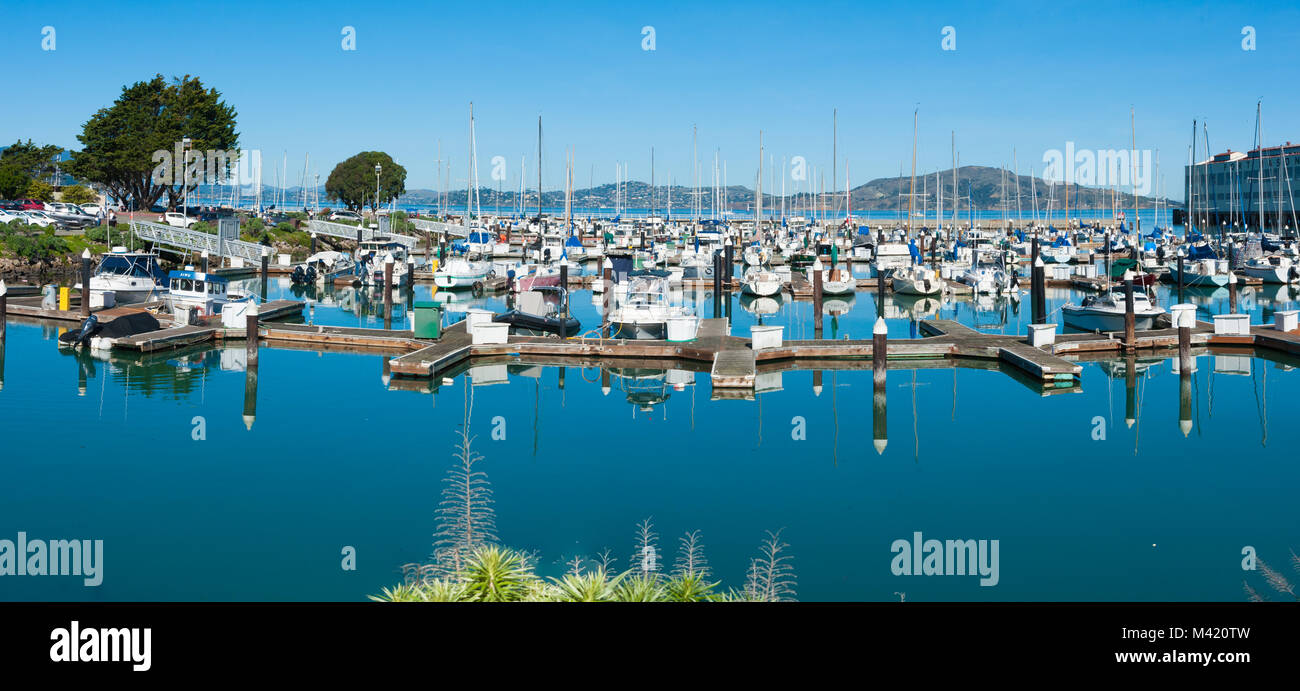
<box><xmin>1</xmin><ymin>273</ymin><xmax>1296</xmax><ymax>602</ymax></box>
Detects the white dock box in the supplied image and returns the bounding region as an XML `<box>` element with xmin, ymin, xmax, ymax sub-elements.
<box><xmin>1275</xmin><ymin>309</ymin><xmax>1298</xmax><ymax>333</ymax></box>
<box><xmin>471</xmin><ymin>321</ymin><xmax>510</xmax><ymax>345</ymax></box>
<box><xmin>1048</xmin><ymin>264</ymin><xmax>1071</xmax><ymax>281</ymax></box>
<box><xmin>221</xmin><ymin>301</ymin><xmax>253</xmax><ymax>328</ymax></box>
<box><xmin>1212</xmin><ymin>313</ymin><xmax>1250</xmax><ymax>336</ymax></box>
<box><xmin>464</xmin><ymin>308</ymin><xmax>494</xmax><ymax>336</ymax></box>
<box><xmin>751</xmin><ymin>325</ymin><xmax>783</xmax><ymax>350</ymax></box>
<box><xmin>1028</xmin><ymin>323</ymin><xmax>1057</xmax><ymax>347</ymax></box>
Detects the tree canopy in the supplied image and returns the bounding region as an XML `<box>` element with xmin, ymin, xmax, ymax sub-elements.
<box><xmin>61</xmin><ymin>184</ymin><xmax>98</xmax><ymax>205</ymax></box>
<box><xmin>325</xmin><ymin>152</ymin><xmax>406</xmax><ymax>211</ymax></box>
<box><xmin>67</xmin><ymin>74</ymin><xmax>238</xmax><ymax>210</ymax></box>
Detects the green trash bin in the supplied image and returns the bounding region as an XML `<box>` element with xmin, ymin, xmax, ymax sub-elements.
<box><xmin>413</xmin><ymin>301</ymin><xmax>442</xmax><ymax>339</ymax></box>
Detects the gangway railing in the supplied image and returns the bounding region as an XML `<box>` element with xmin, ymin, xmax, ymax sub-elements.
<box><xmin>131</xmin><ymin>220</ymin><xmax>269</xmax><ymax>264</ymax></box>
<box><xmin>307</xmin><ymin>220</ymin><xmax>417</xmax><ymax>247</ymax></box>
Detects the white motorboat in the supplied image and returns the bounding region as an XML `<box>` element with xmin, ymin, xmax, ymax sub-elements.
<box><xmin>607</xmin><ymin>273</ymin><xmax>695</xmax><ymax>340</ymax></box>
<box><xmin>1061</xmin><ymin>290</ymin><xmax>1165</xmax><ymax>332</ymax></box>
<box><xmin>292</xmin><ymin>251</ymin><xmax>356</xmax><ymax>285</ymax></box>
<box><xmin>85</xmin><ymin>247</ymin><xmax>168</xmax><ymax>304</ymax></box>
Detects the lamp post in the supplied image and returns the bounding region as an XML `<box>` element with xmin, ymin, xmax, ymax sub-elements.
<box><xmin>374</xmin><ymin>163</ymin><xmax>382</xmax><ymax>221</ymax></box>
<box><xmin>181</xmin><ymin>137</ymin><xmax>192</xmax><ymax>216</ymax></box>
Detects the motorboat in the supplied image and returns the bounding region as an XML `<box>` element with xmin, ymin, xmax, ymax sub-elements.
<box><xmin>83</xmin><ymin>247</ymin><xmax>169</xmax><ymax>305</ymax></box>
<box><xmin>1061</xmin><ymin>290</ymin><xmax>1165</xmax><ymax>332</ymax></box>
<box><xmin>292</xmin><ymin>251</ymin><xmax>355</xmax><ymax>285</ymax></box>
<box><xmin>607</xmin><ymin>273</ymin><xmax>696</xmax><ymax>340</ymax></box>
<box><xmin>165</xmin><ymin>269</ymin><xmax>250</xmax><ymax>322</ymax></box>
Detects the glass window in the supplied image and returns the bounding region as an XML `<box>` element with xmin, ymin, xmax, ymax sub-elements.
<box><xmin>195</xmin><ymin>280</ymin><xmax>205</xmax><ymax>293</ymax></box>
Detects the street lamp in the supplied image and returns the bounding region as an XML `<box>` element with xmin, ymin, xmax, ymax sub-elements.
<box><xmin>181</xmin><ymin>137</ymin><xmax>192</xmax><ymax>216</ymax></box>
<box><xmin>374</xmin><ymin>163</ymin><xmax>382</xmax><ymax>217</ymax></box>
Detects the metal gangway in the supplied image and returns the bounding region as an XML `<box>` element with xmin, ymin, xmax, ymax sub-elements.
<box><xmin>131</xmin><ymin>220</ymin><xmax>270</xmax><ymax>264</ymax></box>
<box><xmin>307</xmin><ymin>220</ymin><xmax>418</xmax><ymax>247</ymax></box>
<box><xmin>408</xmin><ymin>218</ymin><xmax>469</xmax><ymax>238</ymax></box>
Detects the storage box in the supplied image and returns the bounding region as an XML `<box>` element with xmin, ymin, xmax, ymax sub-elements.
<box><xmin>1212</xmin><ymin>313</ymin><xmax>1250</xmax><ymax>336</ymax></box>
<box><xmin>464</xmin><ymin>308</ymin><xmax>494</xmax><ymax>335</ymax></box>
<box><xmin>1028</xmin><ymin>323</ymin><xmax>1057</xmax><ymax>347</ymax></box>
<box><xmin>1275</xmin><ymin>309</ymin><xmax>1298</xmax><ymax>332</ymax></box>
<box><xmin>471</xmin><ymin>321</ymin><xmax>509</xmax><ymax>345</ymax></box>
<box><xmin>751</xmin><ymin>325</ymin><xmax>783</xmax><ymax>350</ymax></box>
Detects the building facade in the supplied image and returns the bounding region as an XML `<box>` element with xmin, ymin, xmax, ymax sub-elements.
<box><xmin>1181</xmin><ymin>143</ymin><xmax>1300</xmax><ymax>233</ymax></box>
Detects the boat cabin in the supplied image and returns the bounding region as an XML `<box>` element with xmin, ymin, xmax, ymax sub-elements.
<box><xmin>167</xmin><ymin>269</ymin><xmax>232</xmax><ymax>317</ymax></box>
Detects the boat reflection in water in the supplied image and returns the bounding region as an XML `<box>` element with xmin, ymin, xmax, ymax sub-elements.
<box><xmin>739</xmin><ymin>292</ymin><xmax>783</xmax><ymax>318</ymax></box>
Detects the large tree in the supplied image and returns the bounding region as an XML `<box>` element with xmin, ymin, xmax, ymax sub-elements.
<box><xmin>1</xmin><ymin>140</ymin><xmax>64</xmax><ymax>180</ymax></box>
<box><xmin>67</xmin><ymin>74</ymin><xmax>238</xmax><ymax>210</ymax></box>
<box><xmin>325</xmin><ymin>152</ymin><xmax>406</xmax><ymax>211</ymax></box>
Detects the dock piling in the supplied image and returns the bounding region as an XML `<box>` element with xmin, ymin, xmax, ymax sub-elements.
<box><xmin>246</xmin><ymin>301</ymin><xmax>260</xmax><ymax>367</ymax></box>
<box><xmin>383</xmin><ymin>255</ymin><xmax>394</xmax><ymax>330</ymax></box>
<box><xmin>1123</xmin><ymin>271</ymin><xmax>1136</xmax><ymax>349</ymax></box>
<box><xmin>875</xmin><ymin>263</ymin><xmax>885</xmax><ymax>316</ymax></box>
<box><xmin>1032</xmin><ymin>256</ymin><xmax>1046</xmax><ymax>324</ymax></box>
<box><xmin>1176</xmin><ymin>252</ymin><xmax>1185</xmax><ymax>303</ymax></box>
<box><xmin>1179</xmin><ymin>368</ymin><xmax>1192</xmax><ymax>437</ymax></box>
<box><xmin>260</xmin><ymin>246</ymin><xmax>270</xmax><ymax>298</ymax></box>
<box><xmin>559</xmin><ymin>263</ymin><xmax>569</xmax><ymax>317</ymax></box>
<box><xmin>813</xmin><ymin>260</ymin><xmax>824</xmax><ymax>335</ymax></box>
<box><xmin>80</xmin><ymin>249</ymin><xmax>92</xmax><ymax>317</ymax></box>
<box><xmin>872</xmin><ymin>316</ymin><xmax>887</xmax><ymax>387</ymax></box>
<box><xmin>310</xmin><ymin>232</ymin><xmax>317</xmax><ymax>256</ymax></box>
<box><xmin>1124</xmin><ymin>354</ymin><xmax>1137</xmax><ymax>428</ymax></box>
<box><xmin>1228</xmin><ymin>271</ymin><xmax>1238</xmax><ymax>313</ymax></box>
<box><xmin>243</xmin><ymin>366</ymin><xmax>258</xmax><ymax>431</ymax></box>
<box><xmin>0</xmin><ymin>279</ymin><xmax>7</xmax><ymax>345</ymax></box>
<box><xmin>712</xmin><ymin>253</ymin><xmax>722</xmax><ymax>318</ymax></box>
<box><xmin>201</xmin><ymin>249</ymin><xmax>209</xmax><ymax>274</ymax></box>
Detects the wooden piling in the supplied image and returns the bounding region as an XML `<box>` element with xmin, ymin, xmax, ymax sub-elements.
<box><xmin>813</xmin><ymin>263</ymin><xmax>824</xmax><ymax>334</ymax></box>
<box><xmin>872</xmin><ymin>316</ymin><xmax>887</xmax><ymax>387</ymax></box>
<box><xmin>1124</xmin><ymin>354</ymin><xmax>1137</xmax><ymax>428</ymax></box>
<box><xmin>1032</xmin><ymin>256</ymin><xmax>1046</xmax><ymax>324</ymax></box>
<box><xmin>1176</xmin><ymin>253</ymin><xmax>1185</xmax><ymax>303</ymax></box>
<box><xmin>310</xmin><ymin>232</ymin><xmax>317</xmax><ymax>256</ymax></box>
<box><xmin>1228</xmin><ymin>272</ymin><xmax>1238</xmax><ymax>313</ymax></box>
<box><xmin>201</xmin><ymin>250</ymin><xmax>209</xmax><ymax>274</ymax></box>
<box><xmin>1123</xmin><ymin>272</ymin><xmax>1136</xmax><ymax>348</ymax></box>
<box><xmin>243</xmin><ymin>366</ymin><xmax>258</xmax><ymax>431</ymax></box>
<box><xmin>260</xmin><ymin>247</ymin><xmax>270</xmax><ymax>298</ymax></box>
<box><xmin>81</xmin><ymin>250</ymin><xmax>92</xmax><ymax>317</ymax></box>
<box><xmin>383</xmin><ymin>256</ymin><xmax>394</xmax><ymax>330</ymax></box>
<box><xmin>246</xmin><ymin>301</ymin><xmax>260</xmax><ymax>367</ymax></box>
<box><xmin>0</xmin><ymin>279</ymin><xmax>7</xmax><ymax>345</ymax></box>
<box><xmin>712</xmin><ymin>253</ymin><xmax>722</xmax><ymax>318</ymax></box>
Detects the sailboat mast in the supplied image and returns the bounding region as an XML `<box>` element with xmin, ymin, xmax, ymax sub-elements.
<box><xmin>907</xmin><ymin>108</ymin><xmax>917</xmax><ymax>237</ymax></box>
<box><xmin>537</xmin><ymin>115</ymin><xmax>543</xmax><ymax>219</ymax></box>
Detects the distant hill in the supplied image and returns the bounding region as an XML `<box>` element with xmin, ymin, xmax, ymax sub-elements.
<box><xmin>197</xmin><ymin>165</ymin><xmax>1180</xmax><ymax>212</ymax></box>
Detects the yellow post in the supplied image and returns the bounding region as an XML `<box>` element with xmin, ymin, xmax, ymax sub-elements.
<box><xmin>59</xmin><ymin>286</ymin><xmax>70</xmax><ymax>311</ymax></box>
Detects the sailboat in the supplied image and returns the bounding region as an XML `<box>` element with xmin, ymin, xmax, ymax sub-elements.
<box><xmin>892</xmin><ymin>265</ymin><xmax>942</xmax><ymax>296</ymax></box>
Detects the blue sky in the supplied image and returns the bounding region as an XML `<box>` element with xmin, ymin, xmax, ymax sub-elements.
<box><xmin>4</xmin><ymin>0</ymin><xmax>1298</xmax><ymax>200</ymax></box>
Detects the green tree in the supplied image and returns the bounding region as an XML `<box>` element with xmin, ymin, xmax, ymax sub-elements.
<box><xmin>325</xmin><ymin>151</ymin><xmax>406</xmax><ymax>212</ymax></box>
<box><xmin>61</xmin><ymin>184</ymin><xmax>97</xmax><ymax>205</ymax></box>
<box><xmin>0</xmin><ymin>164</ymin><xmax>27</xmax><ymax>199</ymax></box>
<box><xmin>66</xmin><ymin>74</ymin><xmax>238</xmax><ymax>211</ymax></box>
<box><xmin>25</xmin><ymin>180</ymin><xmax>54</xmax><ymax>202</ymax></box>
<box><xmin>0</xmin><ymin>140</ymin><xmax>63</xmax><ymax>180</ymax></box>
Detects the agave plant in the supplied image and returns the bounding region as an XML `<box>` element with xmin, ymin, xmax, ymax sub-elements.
<box><xmin>664</xmin><ymin>573</ymin><xmax>720</xmax><ymax>602</ymax></box>
<box><xmin>458</xmin><ymin>545</ymin><xmax>538</xmax><ymax>602</ymax></box>
<box><xmin>616</xmin><ymin>573</ymin><xmax>669</xmax><ymax>602</ymax></box>
<box><xmin>549</xmin><ymin>567</ymin><xmax>626</xmax><ymax>602</ymax></box>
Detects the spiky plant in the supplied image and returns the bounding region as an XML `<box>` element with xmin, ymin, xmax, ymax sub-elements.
<box><xmin>664</xmin><ymin>572</ymin><xmax>721</xmax><ymax>602</ymax></box>
<box><xmin>549</xmin><ymin>567</ymin><xmax>625</xmax><ymax>602</ymax></box>
<box><xmin>458</xmin><ymin>545</ymin><xmax>537</xmax><ymax>602</ymax></box>
<box><xmin>630</xmin><ymin>517</ymin><xmax>660</xmax><ymax>580</ymax></box>
<box><xmin>1257</xmin><ymin>558</ymin><xmax>1296</xmax><ymax>600</ymax></box>
<box><xmin>674</xmin><ymin>530</ymin><xmax>711</xmax><ymax>580</ymax></box>
<box><xmin>369</xmin><ymin>583</ymin><xmax>427</xmax><ymax>602</ymax></box>
<box><xmin>744</xmin><ymin>529</ymin><xmax>797</xmax><ymax>602</ymax></box>
<box><xmin>432</xmin><ymin>431</ymin><xmax>498</xmax><ymax>575</ymax></box>
<box><xmin>616</xmin><ymin>573</ymin><xmax>669</xmax><ymax>602</ymax></box>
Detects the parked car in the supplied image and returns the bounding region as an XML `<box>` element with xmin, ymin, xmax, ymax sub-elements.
<box><xmin>161</xmin><ymin>212</ymin><xmax>198</xmax><ymax>228</ymax></box>
<box><xmin>17</xmin><ymin>199</ymin><xmax>45</xmax><ymax>210</ymax></box>
<box><xmin>0</xmin><ymin>209</ymin><xmax>22</xmax><ymax>224</ymax></box>
<box><xmin>14</xmin><ymin>210</ymin><xmax>59</xmax><ymax>228</ymax></box>
<box><xmin>328</xmin><ymin>210</ymin><xmax>362</xmax><ymax>222</ymax></box>
<box><xmin>80</xmin><ymin>203</ymin><xmax>103</xmax><ymax>216</ymax></box>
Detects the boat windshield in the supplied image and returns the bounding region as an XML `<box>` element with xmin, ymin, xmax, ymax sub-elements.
<box><xmin>98</xmin><ymin>254</ymin><xmax>162</xmax><ymax>279</ymax></box>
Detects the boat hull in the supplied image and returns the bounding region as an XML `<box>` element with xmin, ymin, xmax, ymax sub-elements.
<box><xmin>1061</xmin><ymin>307</ymin><xmax>1160</xmax><ymax>332</ymax></box>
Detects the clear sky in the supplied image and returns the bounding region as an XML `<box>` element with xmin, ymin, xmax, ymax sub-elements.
<box><xmin>4</xmin><ymin>0</ymin><xmax>1298</xmax><ymax>200</ymax></box>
